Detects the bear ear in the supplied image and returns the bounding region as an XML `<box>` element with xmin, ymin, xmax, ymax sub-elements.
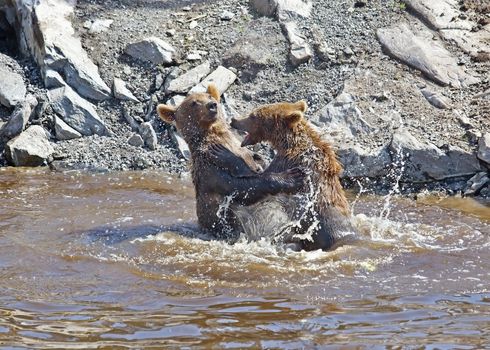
<box><xmin>157</xmin><ymin>104</ymin><xmax>177</xmax><ymax>124</ymax></box>
<box><xmin>207</xmin><ymin>83</ymin><xmax>220</xmax><ymax>102</ymax></box>
<box><xmin>294</xmin><ymin>100</ymin><xmax>307</xmax><ymax>112</ymax></box>
<box><xmin>284</xmin><ymin>111</ymin><xmax>303</xmax><ymax>126</ymax></box>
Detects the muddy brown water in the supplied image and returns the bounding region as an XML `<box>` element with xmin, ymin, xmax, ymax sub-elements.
<box><xmin>0</xmin><ymin>167</ymin><xmax>488</xmax><ymax>349</ymax></box>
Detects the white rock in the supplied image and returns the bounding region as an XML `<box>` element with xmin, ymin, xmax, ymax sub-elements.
<box><xmin>166</xmin><ymin>95</ymin><xmax>186</xmax><ymax>107</ymax></box>
<box><xmin>189</xmin><ymin>20</ymin><xmax>198</xmax><ymax>30</ymax></box>
<box><xmin>88</xmin><ymin>19</ymin><xmax>113</xmax><ymax>34</ymax></box>
<box><xmin>282</xmin><ymin>21</ymin><xmax>312</xmax><ymax>66</ymax></box>
<box><xmin>125</xmin><ymin>37</ymin><xmax>175</xmax><ymax>65</ymax></box>
<box><xmin>420</xmin><ymin>87</ymin><xmax>451</xmax><ymax>109</ymax></box>
<box><xmin>189</xmin><ymin>66</ymin><xmax>237</xmax><ymax>95</ymax></box>
<box><xmin>0</xmin><ymin>58</ymin><xmax>26</xmax><ymax>108</ymax></box>
<box><xmin>186</xmin><ymin>53</ymin><xmax>202</xmax><ymax>61</ymax></box>
<box><xmin>166</xmin><ymin>61</ymin><xmax>211</xmax><ymax>94</ymax></box>
<box><xmin>54</xmin><ymin>115</ymin><xmax>82</xmax><ymax>140</ymax></box>
<box><xmin>403</xmin><ymin>0</ymin><xmax>473</xmax><ymax>30</ymax></box>
<box><xmin>377</xmin><ymin>24</ymin><xmax>478</xmax><ymax>88</ymax></box>
<box><xmin>5</xmin><ymin>125</ymin><xmax>54</xmax><ymax>167</ymax></box>
<box><xmin>220</xmin><ymin>10</ymin><xmax>235</xmax><ymax>20</ymax></box>
<box><xmin>139</xmin><ymin>122</ymin><xmax>158</xmax><ymax>150</ymax></box>
<box><xmin>113</xmin><ymin>78</ymin><xmax>139</xmax><ymax>102</ymax></box>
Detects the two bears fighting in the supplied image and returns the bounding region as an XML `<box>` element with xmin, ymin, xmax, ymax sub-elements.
<box><xmin>157</xmin><ymin>84</ymin><xmax>355</xmax><ymax>251</ymax></box>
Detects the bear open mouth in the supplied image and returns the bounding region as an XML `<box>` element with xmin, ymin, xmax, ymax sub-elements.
<box><xmin>241</xmin><ymin>132</ymin><xmax>254</xmax><ymax>147</ymax></box>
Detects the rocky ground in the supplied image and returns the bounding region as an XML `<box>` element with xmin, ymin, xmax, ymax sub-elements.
<box><xmin>0</xmin><ymin>0</ymin><xmax>489</xmax><ymax>197</ymax></box>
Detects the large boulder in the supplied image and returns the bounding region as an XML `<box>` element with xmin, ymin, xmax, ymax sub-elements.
<box><xmin>477</xmin><ymin>133</ymin><xmax>490</xmax><ymax>166</ymax></box>
<box><xmin>5</xmin><ymin>125</ymin><xmax>54</xmax><ymax>166</ymax></box>
<box><xmin>0</xmin><ymin>96</ymin><xmax>37</xmax><ymax>145</ymax></box>
<box><xmin>6</xmin><ymin>0</ymin><xmax>111</xmax><ymax>101</ymax></box>
<box><xmin>377</xmin><ymin>24</ymin><xmax>478</xmax><ymax>88</ymax></box>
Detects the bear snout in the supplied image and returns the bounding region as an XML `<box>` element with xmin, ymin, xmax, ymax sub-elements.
<box><xmin>207</xmin><ymin>101</ymin><xmax>218</xmax><ymax>113</ymax></box>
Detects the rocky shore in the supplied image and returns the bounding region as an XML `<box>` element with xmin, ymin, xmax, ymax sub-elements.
<box><xmin>0</xmin><ymin>0</ymin><xmax>489</xmax><ymax>198</ymax></box>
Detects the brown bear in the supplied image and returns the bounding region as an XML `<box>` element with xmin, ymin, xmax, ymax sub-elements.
<box><xmin>156</xmin><ymin>84</ymin><xmax>305</xmax><ymax>239</ymax></box>
<box><xmin>224</xmin><ymin>100</ymin><xmax>356</xmax><ymax>250</ymax></box>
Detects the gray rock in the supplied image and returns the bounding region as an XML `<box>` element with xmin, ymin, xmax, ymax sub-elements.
<box><xmin>122</xmin><ymin>107</ymin><xmax>140</xmax><ymax>131</ymax></box>
<box><xmin>223</xmin><ymin>19</ymin><xmax>287</xmax><ymax>80</ymax></box>
<box><xmin>87</xmin><ymin>19</ymin><xmax>113</xmax><ymax>34</ymax></box>
<box><xmin>54</xmin><ymin>116</ymin><xmax>82</xmax><ymax>140</ymax></box>
<box><xmin>390</xmin><ymin>129</ymin><xmax>481</xmax><ymax>181</ymax></box>
<box><xmin>48</xmin><ymin>85</ymin><xmax>107</xmax><ymax>136</ymax></box>
<box><xmin>0</xmin><ymin>61</ymin><xmax>26</xmax><ymax>108</ymax></box>
<box><xmin>464</xmin><ymin>172</ymin><xmax>490</xmax><ymax>196</ymax></box>
<box><xmin>282</xmin><ymin>21</ymin><xmax>313</xmax><ymax>66</ymax></box>
<box><xmin>153</xmin><ymin>73</ymin><xmax>165</xmax><ymax>91</ymax></box>
<box><xmin>474</xmin><ymin>89</ymin><xmax>490</xmax><ymax>100</ymax></box>
<box><xmin>189</xmin><ymin>66</ymin><xmax>237</xmax><ymax>95</ymax></box>
<box><xmin>377</xmin><ymin>24</ymin><xmax>478</xmax><ymax>88</ymax></box>
<box><xmin>128</xmin><ymin>133</ymin><xmax>144</xmax><ymax>147</ymax></box>
<box><xmin>0</xmin><ymin>96</ymin><xmax>37</xmax><ymax>144</ymax></box>
<box><xmin>162</xmin><ymin>66</ymin><xmax>182</xmax><ymax>92</ymax></box>
<box><xmin>420</xmin><ymin>87</ymin><xmax>451</xmax><ymax>109</ymax></box>
<box><xmin>314</xmin><ymin>92</ymin><xmax>374</xmax><ymax>139</ymax></box>
<box><xmin>337</xmin><ymin>144</ymin><xmax>392</xmax><ymax>179</ymax></box>
<box><xmin>44</xmin><ymin>70</ymin><xmax>66</xmax><ymax>89</ymax></box>
<box><xmin>11</xmin><ymin>0</ymin><xmax>112</xmax><ymax>101</ymax></box>
<box><xmin>402</xmin><ymin>0</ymin><xmax>473</xmax><ymax>30</ymax></box>
<box><xmin>250</xmin><ymin>0</ymin><xmax>312</xmax><ymax>19</ymax></box>
<box><xmin>125</xmin><ymin>37</ymin><xmax>175</xmax><ymax>65</ymax></box>
<box><xmin>139</xmin><ymin>122</ymin><xmax>158</xmax><ymax>150</ymax></box>
<box><xmin>165</xmin><ymin>61</ymin><xmax>211</xmax><ymax>94</ymax></box>
<box><xmin>186</xmin><ymin>53</ymin><xmax>202</xmax><ymax>61</ymax></box>
<box><xmin>113</xmin><ymin>78</ymin><xmax>139</xmax><ymax>102</ymax></box>
<box><xmin>170</xmin><ymin>130</ymin><xmax>190</xmax><ymax>160</ymax></box>
<box><xmin>5</xmin><ymin>125</ymin><xmax>54</xmax><ymax>167</ymax></box>
<box><xmin>477</xmin><ymin>133</ymin><xmax>490</xmax><ymax>165</ymax></box>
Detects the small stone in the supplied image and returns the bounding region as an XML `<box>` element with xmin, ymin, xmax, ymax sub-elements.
<box><xmin>88</xmin><ymin>19</ymin><xmax>113</xmax><ymax>34</ymax></box>
<box><xmin>123</xmin><ymin>66</ymin><xmax>132</xmax><ymax>75</ymax></box>
<box><xmin>186</xmin><ymin>53</ymin><xmax>202</xmax><ymax>61</ymax></box>
<box><xmin>464</xmin><ymin>172</ymin><xmax>490</xmax><ymax>196</ymax></box>
<box><xmin>166</xmin><ymin>95</ymin><xmax>186</xmax><ymax>107</ymax></box>
<box><xmin>189</xmin><ymin>20</ymin><xmax>198</xmax><ymax>29</ymax></box>
<box><xmin>0</xmin><ymin>98</ymin><xmax>35</xmax><ymax>144</ymax></box>
<box><xmin>420</xmin><ymin>88</ymin><xmax>451</xmax><ymax>109</ymax></box>
<box><xmin>282</xmin><ymin>21</ymin><xmax>312</xmax><ymax>66</ymax></box>
<box><xmin>128</xmin><ymin>133</ymin><xmax>144</xmax><ymax>147</ymax></box>
<box><xmin>139</xmin><ymin>122</ymin><xmax>158</xmax><ymax>150</ymax></box>
<box><xmin>166</xmin><ymin>29</ymin><xmax>176</xmax><ymax>37</ymax></box>
<box><xmin>220</xmin><ymin>10</ymin><xmax>235</xmax><ymax>20</ymax></box>
<box><xmin>153</xmin><ymin>73</ymin><xmax>165</xmax><ymax>91</ymax></box>
<box><xmin>113</xmin><ymin>78</ymin><xmax>139</xmax><ymax>102</ymax></box>
<box><xmin>182</xmin><ymin>6</ymin><xmax>191</xmax><ymax>11</ymax></box>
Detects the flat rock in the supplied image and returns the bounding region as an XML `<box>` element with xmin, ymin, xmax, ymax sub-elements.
<box><xmin>282</xmin><ymin>21</ymin><xmax>312</xmax><ymax>66</ymax></box>
<box><xmin>54</xmin><ymin>115</ymin><xmax>82</xmax><ymax>140</ymax></box>
<box><xmin>420</xmin><ymin>87</ymin><xmax>451</xmax><ymax>109</ymax></box>
<box><xmin>189</xmin><ymin>66</ymin><xmax>237</xmax><ymax>95</ymax></box>
<box><xmin>44</xmin><ymin>69</ymin><xmax>66</xmax><ymax>89</ymax></box>
<box><xmin>5</xmin><ymin>125</ymin><xmax>54</xmax><ymax>167</ymax></box>
<box><xmin>477</xmin><ymin>133</ymin><xmax>490</xmax><ymax>165</ymax></box>
<box><xmin>166</xmin><ymin>95</ymin><xmax>186</xmax><ymax>107</ymax></box>
<box><xmin>402</xmin><ymin>0</ymin><xmax>473</xmax><ymax>30</ymax></box>
<box><xmin>390</xmin><ymin>129</ymin><xmax>481</xmax><ymax>181</ymax></box>
<box><xmin>165</xmin><ymin>61</ymin><xmax>211</xmax><ymax>94</ymax></box>
<box><xmin>440</xmin><ymin>25</ymin><xmax>490</xmax><ymax>58</ymax></box>
<box><xmin>125</xmin><ymin>37</ymin><xmax>175</xmax><ymax>65</ymax></box>
<box><xmin>464</xmin><ymin>172</ymin><xmax>490</xmax><ymax>196</ymax></box>
<box><xmin>223</xmin><ymin>19</ymin><xmax>287</xmax><ymax>80</ymax></box>
<box><xmin>14</xmin><ymin>0</ymin><xmax>112</xmax><ymax>101</ymax></box>
<box><xmin>0</xmin><ymin>60</ymin><xmax>26</xmax><ymax>108</ymax></box>
<box><xmin>139</xmin><ymin>122</ymin><xmax>157</xmax><ymax>150</ymax></box>
<box><xmin>377</xmin><ymin>24</ymin><xmax>478</xmax><ymax>88</ymax></box>
<box><xmin>0</xmin><ymin>95</ymin><xmax>37</xmax><ymax>145</ymax></box>
<box><xmin>113</xmin><ymin>78</ymin><xmax>139</xmax><ymax>102</ymax></box>
<box><xmin>48</xmin><ymin>85</ymin><xmax>107</xmax><ymax>136</ymax></box>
